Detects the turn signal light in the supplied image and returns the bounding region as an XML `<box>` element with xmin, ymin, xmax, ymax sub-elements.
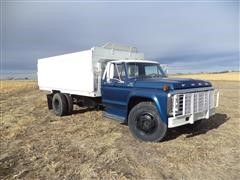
<box><xmin>163</xmin><ymin>85</ymin><xmax>169</xmax><ymax>92</ymax></box>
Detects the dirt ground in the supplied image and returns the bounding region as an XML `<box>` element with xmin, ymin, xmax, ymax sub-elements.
<box><xmin>0</xmin><ymin>80</ymin><xmax>239</xmax><ymax>179</ymax></box>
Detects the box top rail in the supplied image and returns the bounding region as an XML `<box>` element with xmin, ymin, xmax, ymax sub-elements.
<box><xmin>102</xmin><ymin>42</ymin><xmax>138</xmax><ymax>53</ymax></box>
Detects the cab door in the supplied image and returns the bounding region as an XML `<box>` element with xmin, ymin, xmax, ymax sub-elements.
<box><xmin>101</xmin><ymin>62</ymin><xmax>130</xmax><ymax>121</ymax></box>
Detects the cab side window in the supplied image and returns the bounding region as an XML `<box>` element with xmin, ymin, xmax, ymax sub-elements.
<box><xmin>109</xmin><ymin>63</ymin><xmax>126</xmax><ymax>82</ymax></box>
<box><xmin>117</xmin><ymin>64</ymin><xmax>126</xmax><ymax>81</ymax></box>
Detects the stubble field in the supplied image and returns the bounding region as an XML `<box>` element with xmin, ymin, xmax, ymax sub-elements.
<box><xmin>171</xmin><ymin>71</ymin><xmax>239</xmax><ymax>81</ymax></box>
<box><xmin>0</xmin><ymin>73</ymin><xmax>240</xmax><ymax>179</ymax></box>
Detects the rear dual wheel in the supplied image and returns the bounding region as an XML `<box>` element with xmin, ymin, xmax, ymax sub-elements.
<box><xmin>52</xmin><ymin>93</ymin><xmax>73</xmax><ymax>116</ymax></box>
<box><xmin>64</xmin><ymin>94</ymin><xmax>73</xmax><ymax>115</ymax></box>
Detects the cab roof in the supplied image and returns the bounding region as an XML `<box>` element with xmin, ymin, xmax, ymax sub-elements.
<box><xmin>111</xmin><ymin>59</ymin><xmax>159</xmax><ymax>64</ymax></box>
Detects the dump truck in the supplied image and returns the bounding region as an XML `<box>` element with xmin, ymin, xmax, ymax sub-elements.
<box><xmin>38</xmin><ymin>43</ymin><xmax>219</xmax><ymax>142</ymax></box>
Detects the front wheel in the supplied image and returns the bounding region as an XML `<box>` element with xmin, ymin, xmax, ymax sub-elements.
<box><xmin>128</xmin><ymin>102</ymin><xmax>167</xmax><ymax>142</ymax></box>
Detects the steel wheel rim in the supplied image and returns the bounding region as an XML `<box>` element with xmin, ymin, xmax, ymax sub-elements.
<box><xmin>136</xmin><ymin>112</ymin><xmax>157</xmax><ymax>134</ymax></box>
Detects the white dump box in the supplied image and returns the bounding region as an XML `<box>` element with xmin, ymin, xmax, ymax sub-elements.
<box><xmin>38</xmin><ymin>44</ymin><xmax>144</xmax><ymax>97</ymax></box>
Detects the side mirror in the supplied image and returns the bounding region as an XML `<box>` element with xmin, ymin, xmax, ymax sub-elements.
<box><xmin>160</xmin><ymin>64</ymin><xmax>168</xmax><ymax>76</ymax></box>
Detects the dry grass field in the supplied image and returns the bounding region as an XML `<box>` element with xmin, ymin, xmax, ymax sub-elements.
<box><xmin>1</xmin><ymin>80</ymin><xmax>36</xmax><ymax>93</ymax></box>
<box><xmin>171</xmin><ymin>71</ymin><xmax>240</xmax><ymax>81</ymax></box>
<box><xmin>1</xmin><ymin>74</ymin><xmax>240</xmax><ymax>179</ymax></box>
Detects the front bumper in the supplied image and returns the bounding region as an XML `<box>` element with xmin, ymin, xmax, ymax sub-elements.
<box><xmin>168</xmin><ymin>88</ymin><xmax>219</xmax><ymax>128</ymax></box>
<box><xmin>168</xmin><ymin>108</ymin><xmax>216</xmax><ymax>128</ymax></box>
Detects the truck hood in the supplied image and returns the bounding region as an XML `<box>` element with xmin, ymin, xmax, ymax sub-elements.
<box><xmin>133</xmin><ymin>77</ymin><xmax>212</xmax><ymax>90</ymax></box>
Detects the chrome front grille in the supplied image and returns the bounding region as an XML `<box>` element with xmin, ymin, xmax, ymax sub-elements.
<box><xmin>172</xmin><ymin>89</ymin><xmax>219</xmax><ymax>117</ymax></box>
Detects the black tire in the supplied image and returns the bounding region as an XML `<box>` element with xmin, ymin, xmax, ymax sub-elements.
<box><xmin>52</xmin><ymin>93</ymin><xmax>68</xmax><ymax>116</ymax></box>
<box><xmin>128</xmin><ymin>102</ymin><xmax>167</xmax><ymax>142</ymax></box>
<box><xmin>63</xmin><ymin>94</ymin><xmax>73</xmax><ymax>115</ymax></box>
<box><xmin>46</xmin><ymin>94</ymin><xmax>53</xmax><ymax>110</ymax></box>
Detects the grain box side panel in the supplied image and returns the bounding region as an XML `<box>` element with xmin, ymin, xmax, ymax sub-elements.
<box><xmin>38</xmin><ymin>50</ymin><xmax>95</xmax><ymax>96</ymax></box>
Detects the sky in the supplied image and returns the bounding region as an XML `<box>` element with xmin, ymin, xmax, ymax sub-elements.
<box><xmin>1</xmin><ymin>1</ymin><xmax>239</xmax><ymax>76</ymax></box>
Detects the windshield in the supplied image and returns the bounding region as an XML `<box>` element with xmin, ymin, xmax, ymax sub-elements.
<box><xmin>127</xmin><ymin>62</ymin><xmax>166</xmax><ymax>78</ymax></box>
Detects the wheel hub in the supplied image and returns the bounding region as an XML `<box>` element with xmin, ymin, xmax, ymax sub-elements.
<box><xmin>137</xmin><ymin>113</ymin><xmax>156</xmax><ymax>133</ymax></box>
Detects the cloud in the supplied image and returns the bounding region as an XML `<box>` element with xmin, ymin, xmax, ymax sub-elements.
<box><xmin>2</xmin><ymin>1</ymin><xmax>239</xmax><ymax>72</ymax></box>
<box><xmin>165</xmin><ymin>52</ymin><xmax>239</xmax><ymax>73</ymax></box>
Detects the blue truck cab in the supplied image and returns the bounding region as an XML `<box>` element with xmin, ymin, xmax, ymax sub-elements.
<box><xmin>101</xmin><ymin>60</ymin><xmax>219</xmax><ymax>141</ymax></box>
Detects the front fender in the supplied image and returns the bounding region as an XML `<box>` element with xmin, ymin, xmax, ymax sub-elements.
<box><xmin>127</xmin><ymin>89</ymin><xmax>168</xmax><ymax>124</ymax></box>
